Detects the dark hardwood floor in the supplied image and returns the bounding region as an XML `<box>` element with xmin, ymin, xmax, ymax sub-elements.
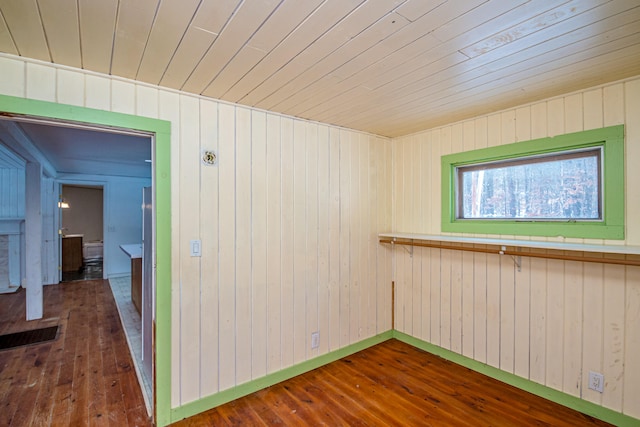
<box><xmin>1</xmin><ymin>281</ymin><xmax>613</xmax><ymax>426</ymax></box>
<box><xmin>0</xmin><ymin>280</ymin><xmax>149</xmax><ymax>426</ymax></box>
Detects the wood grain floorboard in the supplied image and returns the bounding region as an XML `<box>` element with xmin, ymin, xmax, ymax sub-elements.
<box><xmin>0</xmin><ymin>281</ymin><xmax>150</xmax><ymax>427</ymax></box>
<box><xmin>171</xmin><ymin>339</ymin><xmax>613</xmax><ymax>427</ymax></box>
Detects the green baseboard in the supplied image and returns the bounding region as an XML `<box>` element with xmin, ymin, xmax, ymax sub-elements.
<box><xmin>392</xmin><ymin>331</ymin><xmax>640</xmax><ymax>427</ymax></box>
<box><xmin>169</xmin><ymin>331</ymin><xmax>394</xmax><ymax>424</ymax></box>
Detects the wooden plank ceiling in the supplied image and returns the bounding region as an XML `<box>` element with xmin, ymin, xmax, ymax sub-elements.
<box><xmin>1</xmin><ymin>0</ymin><xmax>639</xmax><ymax>137</ymax></box>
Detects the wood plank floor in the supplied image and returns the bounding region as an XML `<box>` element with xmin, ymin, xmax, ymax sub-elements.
<box><xmin>172</xmin><ymin>339</ymin><xmax>613</xmax><ymax>427</ymax></box>
<box><xmin>0</xmin><ymin>280</ymin><xmax>150</xmax><ymax>426</ymax></box>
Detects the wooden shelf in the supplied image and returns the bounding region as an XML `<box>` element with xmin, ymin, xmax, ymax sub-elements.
<box><xmin>379</xmin><ymin>233</ymin><xmax>640</xmax><ymax>267</ymax></box>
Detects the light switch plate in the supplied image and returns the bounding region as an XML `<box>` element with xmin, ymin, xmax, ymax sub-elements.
<box><xmin>190</xmin><ymin>240</ymin><xmax>201</xmax><ymax>257</ymax></box>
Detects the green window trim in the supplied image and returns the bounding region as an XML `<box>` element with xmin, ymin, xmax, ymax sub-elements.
<box><xmin>441</xmin><ymin>125</ymin><xmax>625</xmax><ymax>239</ymax></box>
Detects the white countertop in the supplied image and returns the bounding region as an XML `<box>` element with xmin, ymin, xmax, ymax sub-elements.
<box><xmin>120</xmin><ymin>243</ymin><xmax>142</xmax><ymax>259</ymax></box>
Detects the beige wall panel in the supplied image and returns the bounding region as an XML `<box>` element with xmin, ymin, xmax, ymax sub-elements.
<box><xmin>439</xmin><ymin>248</ymin><xmax>452</xmax><ymax>350</ymax></box>
<box><xmin>547</xmin><ymin>98</ymin><xmax>565</xmax><ymax>137</ymax></box>
<box><xmin>603</xmin><ymin>83</ymin><xmax>625</xmax><ymax>126</ymax></box>
<box><xmin>199</xmin><ymin>99</ymin><xmax>219</xmax><ymax>397</ymax></box>
<box><xmin>515</xmin><ymin>106</ymin><xmax>531</xmax><ymax>145</ymax></box>
<box><xmin>339</xmin><ymin>129</ymin><xmax>353</xmax><ymax>344</ymax></box>
<box><xmin>429</xmin><ymin>247</ymin><xmax>441</xmax><ymax>345</ymax></box>
<box><xmin>581</xmin><ymin>260</ymin><xmax>603</xmax><ymax>405</ymax></box>
<box><xmin>111</xmin><ymin>80</ymin><xmax>136</xmax><ymax>115</ymax></box>
<box><xmin>450</xmin><ymin>248</ymin><xmax>463</xmax><ymax>354</ymax></box>
<box><xmin>395</xmin><ymin>248</ymin><xmax>407</xmax><ymax>334</ymax></box>
<box><xmin>365</xmin><ymin>135</ymin><xmax>377</xmax><ymax>337</ymax></box>
<box><xmin>178</xmin><ymin>95</ymin><xmax>201</xmax><ymax>405</ymax></box>
<box><xmin>582</xmin><ymin>89</ymin><xmax>603</xmax><ymax>130</ymax></box>
<box><xmin>317</xmin><ymin>125</ymin><xmax>330</xmax><ymax>354</ymax></box>
<box><xmin>411</xmin><ymin>135</ymin><xmax>421</xmax><ymax>233</ymax></box>
<box><xmin>419</xmin><ymin>248</ymin><xmax>431</xmax><ymax>342</ymax></box>
<box><xmin>266</xmin><ymin>113</ymin><xmax>282</xmax><ymax>373</ymax></box>
<box><xmin>564</xmin><ymin>93</ymin><xmax>584</xmax><ymax>133</ymax></box>
<box><xmin>217</xmin><ymin>103</ymin><xmax>236</xmax><ymax>391</ymax></box>
<box><xmin>279</xmin><ymin>117</ymin><xmax>295</xmax><ymax>369</ymax></box>
<box><xmin>473</xmin><ymin>251</ymin><xmax>487</xmax><ymax>363</ymax></box>
<box><xmin>461</xmin><ymin>250</ymin><xmax>474</xmax><ymax>358</ymax></box>
<box><xmin>85</xmin><ymin>75</ymin><xmax>111</xmax><ymax>111</ymax></box>
<box><xmin>430</xmin><ymin>130</ymin><xmax>441</xmax><ymax>234</ymax></box>
<box><xmin>625</xmin><ymin>80</ymin><xmax>640</xmax><ymax>245</ymax></box>
<box><xmin>562</xmin><ymin>261</ymin><xmax>582</xmax><ymax>397</ymax></box>
<box><xmin>360</xmin><ymin>133</ymin><xmax>372</xmax><ymax>337</ymax></box>
<box><xmin>623</xmin><ymin>267</ymin><xmax>640</xmax><ymax>418</ymax></box>
<box><xmin>251</xmin><ymin>110</ymin><xmax>268</xmax><ymax>378</ymax></box>
<box><xmin>25</xmin><ymin>63</ymin><xmax>55</xmax><ymax>102</ymax></box>
<box><xmin>485</xmin><ymin>254</ymin><xmax>500</xmax><ymax>368</ymax></box>
<box><xmin>292</xmin><ymin>120</ymin><xmax>307</xmax><ymax>364</ymax></box>
<box><xmin>0</xmin><ymin>56</ymin><xmax>24</xmax><ymax>97</ymax></box>
<box><xmin>513</xmin><ymin>257</ymin><xmax>530</xmax><ymax>379</ymax></box>
<box><xmin>235</xmin><ymin>107</ymin><xmax>252</xmax><ymax>384</ymax></box>
<box><xmin>419</xmin><ymin>133</ymin><xmax>432</xmax><ymax>234</ymax></box>
<box><xmin>528</xmin><ymin>255</ymin><xmax>547</xmax><ymax>384</ymax></box>
<box><xmin>544</xmin><ymin>260</ymin><xmax>564</xmax><ymax>390</ymax></box>
<box><xmin>349</xmin><ymin>131</ymin><xmax>362</xmax><ymax>341</ymax></box>
<box><xmin>530</xmin><ymin>102</ymin><xmax>547</xmax><ymax>139</ymax></box>
<box><xmin>135</xmin><ymin>85</ymin><xmax>159</xmax><ymax>119</ymax></box>
<box><xmin>602</xmin><ymin>263</ymin><xmax>625</xmax><ymax>412</ymax></box>
<box><xmin>410</xmin><ymin>245</ymin><xmax>421</xmax><ymax>337</ymax></box>
<box><xmin>305</xmin><ymin>122</ymin><xmax>319</xmax><ymax>358</ymax></box>
<box><xmin>499</xmin><ymin>259</ymin><xmax>515</xmax><ymax>373</ymax></box>
<box><xmin>328</xmin><ymin>127</ymin><xmax>341</xmax><ymax>350</ymax></box>
<box><xmin>56</xmin><ymin>69</ymin><xmax>84</xmax><ymax>107</ymax></box>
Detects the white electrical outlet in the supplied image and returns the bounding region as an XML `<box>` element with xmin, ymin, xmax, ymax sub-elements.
<box><xmin>311</xmin><ymin>332</ymin><xmax>319</xmax><ymax>349</ymax></box>
<box><xmin>588</xmin><ymin>371</ymin><xmax>604</xmax><ymax>393</ymax></box>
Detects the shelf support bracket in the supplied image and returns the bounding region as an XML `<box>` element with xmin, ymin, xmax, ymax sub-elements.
<box><xmin>510</xmin><ymin>255</ymin><xmax>522</xmax><ymax>272</ymax></box>
<box><xmin>391</xmin><ymin>240</ymin><xmax>413</xmax><ymax>258</ymax></box>
<box><xmin>499</xmin><ymin>245</ymin><xmax>521</xmax><ymax>271</ymax></box>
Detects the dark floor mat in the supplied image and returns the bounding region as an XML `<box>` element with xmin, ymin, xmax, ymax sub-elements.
<box><xmin>0</xmin><ymin>325</ymin><xmax>59</xmax><ymax>350</ymax></box>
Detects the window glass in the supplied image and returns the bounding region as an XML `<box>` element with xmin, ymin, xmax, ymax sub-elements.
<box><xmin>457</xmin><ymin>148</ymin><xmax>601</xmax><ymax>220</ymax></box>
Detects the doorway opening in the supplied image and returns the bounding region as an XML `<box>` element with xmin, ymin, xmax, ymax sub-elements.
<box><xmin>0</xmin><ymin>93</ymin><xmax>172</xmax><ymax>426</ymax></box>
<box><xmin>60</xmin><ymin>184</ymin><xmax>104</xmax><ymax>282</ymax></box>
<box><xmin>0</xmin><ymin>113</ymin><xmax>156</xmax><ymax>417</ymax></box>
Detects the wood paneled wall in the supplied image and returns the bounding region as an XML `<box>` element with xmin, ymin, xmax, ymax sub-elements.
<box><xmin>0</xmin><ymin>167</ymin><xmax>25</xmax><ymax>219</ymax></box>
<box><xmin>0</xmin><ymin>55</ymin><xmax>393</xmax><ymax>407</ymax></box>
<box><xmin>391</xmin><ymin>78</ymin><xmax>640</xmax><ymax>418</ymax></box>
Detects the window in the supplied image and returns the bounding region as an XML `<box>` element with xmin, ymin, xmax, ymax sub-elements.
<box><xmin>441</xmin><ymin>125</ymin><xmax>624</xmax><ymax>239</ymax></box>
